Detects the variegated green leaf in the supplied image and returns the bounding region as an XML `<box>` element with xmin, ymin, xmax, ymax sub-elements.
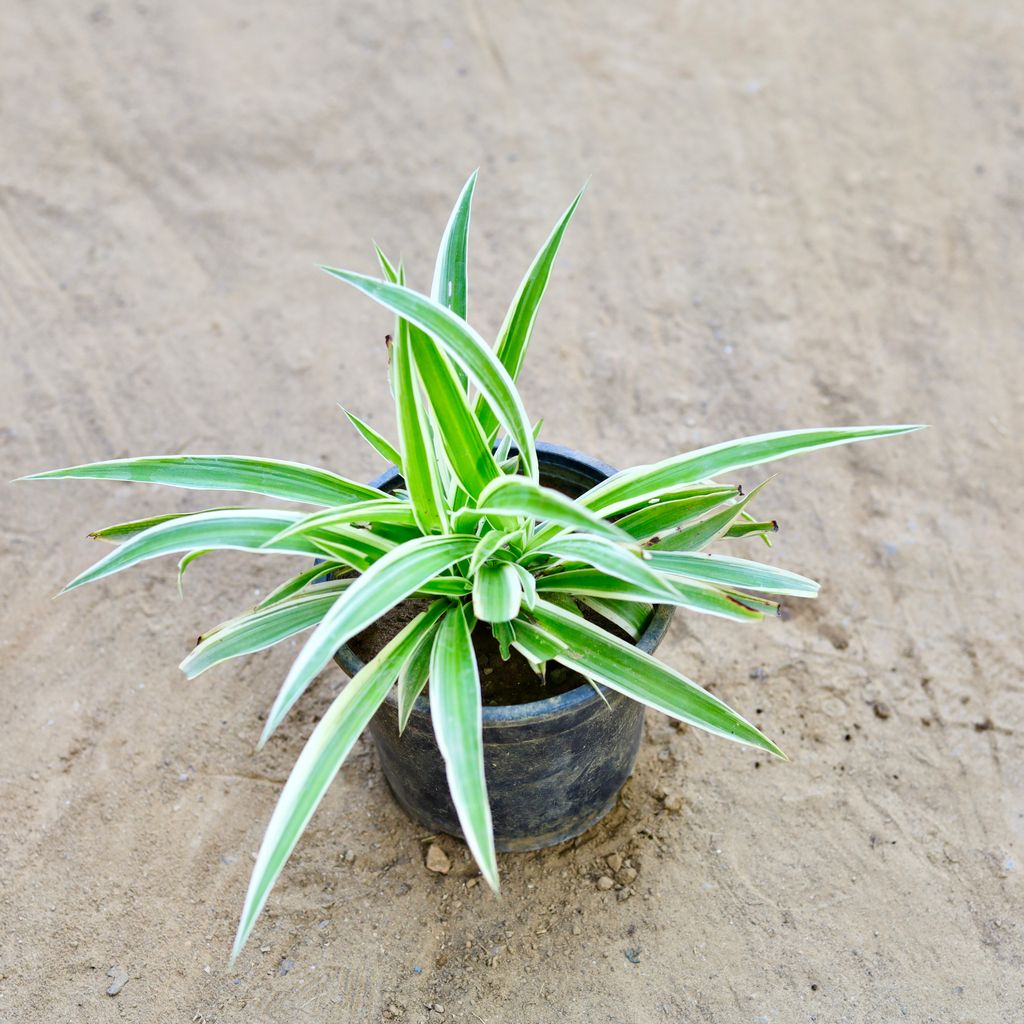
<box><xmin>465</xmin><ymin>476</ymin><xmax>632</xmax><ymax>544</ymax></box>
<box><xmin>648</xmin><ymin>551</ymin><xmax>819</xmax><ymax>597</ymax></box>
<box><xmin>535</xmin><ymin>567</ymin><xmax>762</xmax><ymax>622</ymax></box>
<box><xmin>393</xmin><ymin>308</ymin><xmax>448</xmax><ymax>534</ymax></box>
<box><xmin>580</xmin><ymin>426</ymin><xmax>925</xmax><ymax>516</ymax></box>
<box><xmin>475</xmin><ymin>185</ymin><xmax>585</xmax><ymax>440</ymax></box>
<box><xmin>260</xmin><ymin>534</ymin><xmax>477</xmax><ymax>744</ymax></box>
<box><xmin>652</xmin><ymin>480</ymin><xmax>770</xmax><ymax>552</ymax></box>
<box><xmin>63</xmin><ymin>510</ymin><xmax>322</xmax><ymax>593</ymax></box>
<box><xmin>614</xmin><ymin>487</ymin><xmax>738</xmax><ymax>541</ymax></box>
<box><xmin>182</xmin><ymin>582</ymin><xmax>353</xmax><ymax>678</ymax></box>
<box><xmin>319</xmin><ymin>269</ymin><xmax>538</xmax><ymax>481</ymax></box>
<box><xmin>472</xmin><ymin>562</ymin><xmax>522</xmax><ymax>623</ymax></box>
<box><xmin>20</xmin><ymin>455</ymin><xmax>385</xmax><ymax>507</ymax></box>
<box><xmin>578</xmin><ymin>596</ymin><xmax>652</xmax><ymax>639</ymax></box>
<box><xmin>340</xmin><ymin>407</ymin><xmax>402</xmax><ymax>470</ymax></box>
<box><xmin>530</xmin><ymin>535</ymin><xmax>679</xmax><ymax>602</ymax></box>
<box><xmin>516</xmin><ymin>601</ymin><xmax>783</xmax><ymax>757</ymax></box>
<box><xmin>432</xmin><ymin>168</ymin><xmax>476</xmax><ymax>321</ymax></box>
<box><xmin>231</xmin><ymin>601</ymin><xmax>446</xmax><ymax>962</ymax></box>
<box><xmin>429</xmin><ymin>604</ymin><xmax>498</xmax><ymax>890</ymax></box>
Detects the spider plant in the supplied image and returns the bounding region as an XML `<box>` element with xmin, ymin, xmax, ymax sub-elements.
<box><xmin>20</xmin><ymin>172</ymin><xmax>923</xmax><ymax>960</ymax></box>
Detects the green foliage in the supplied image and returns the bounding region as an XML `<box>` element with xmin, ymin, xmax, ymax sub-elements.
<box><xmin>21</xmin><ymin>175</ymin><xmax>924</xmax><ymax>960</ymax></box>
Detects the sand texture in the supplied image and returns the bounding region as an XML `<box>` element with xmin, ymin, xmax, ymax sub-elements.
<box><xmin>2</xmin><ymin>2</ymin><xmax>1022</xmax><ymax>1021</ymax></box>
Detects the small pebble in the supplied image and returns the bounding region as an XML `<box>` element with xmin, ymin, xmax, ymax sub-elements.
<box><xmin>606</xmin><ymin>853</ymin><xmax>624</xmax><ymax>872</ymax></box>
<box><xmin>433</xmin><ymin>1003</ymin><xmax>445</xmax><ymax>1014</ymax></box>
<box><xmin>572</xmin><ymin>924</ymin><xmax>581</xmax><ymax>935</ymax></box>
<box><xmin>663</xmin><ymin>793</ymin><xmax>684</xmax><ymax>812</ymax></box>
<box><xmin>344</xmin><ymin>849</ymin><xmax>356</xmax><ymax>863</ymax></box>
<box><xmin>426</xmin><ymin>843</ymin><xmax>451</xmax><ymax>875</ymax></box>
<box><xmin>596</xmin><ymin>876</ymin><xmax>614</xmax><ymax>891</ymax></box>
<box><xmin>619</xmin><ymin>866</ymin><xmax>638</xmax><ymax>884</ymax></box>
<box><xmin>873</xmin><ymin>701</ymin><xmax>892</xmax><ymax>720</ymax></box>
<box><xmin>105</xmin><ymin>965</ymin><xmax>129</xmax><ymax>996</ymax></box>
<box><xmin>278</xmin><ymin>958</ymin><xmax>295</xmax><ymax>976</ymax></box>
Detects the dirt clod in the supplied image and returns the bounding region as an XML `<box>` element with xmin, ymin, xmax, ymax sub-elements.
<box><xmin>426</xmin><ymin>844</ymin><xmax>451</xmax><ymax>875</ymax></box>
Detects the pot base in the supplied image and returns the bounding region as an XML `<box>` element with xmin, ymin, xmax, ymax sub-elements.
<box><xmin>381</xmin><ymin>770</ymin><xmax>624</xmax><ymax>853</ymax></box>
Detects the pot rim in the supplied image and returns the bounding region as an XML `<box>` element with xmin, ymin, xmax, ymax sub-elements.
<box><xmin>332</xmin><ymin>441</ymin><xmax>675</xmax><ymax>725</ymax></box>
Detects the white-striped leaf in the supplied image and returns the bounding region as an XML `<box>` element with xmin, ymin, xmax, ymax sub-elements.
<box><xmin>578</xmin><ymin>596</ymin><xmax>652</xmax><ymax>639</ymax></box>
<box><xmin>580</xmin><ymin>426</ymin><xmax>925</xmax><ymax>516</ymax></box>
<box><xmin>432</xmin><ymin>170</ymin><xmax>476</xmax><ymax>376</ymax></box>
<box><xmin>516</xmin><ymin>601</ymin><xmax>783</xmax><ymax>757</ymax></box>
<box><xmin>475</xmin><ymin>185</ymin><xmax>585</xmax><ymax>440</ymax></box>
<box><xmin>231</xmin><ymin>600</ymin><xmax>446</xmax><ymax>962</ymax></box>
<box><xmin>614</xmin><ymin>487</ymin><xmax>738</xmax><ymax>540</ymax></box>
<box><xmin>63</xmin><ymin>510</ymin><xmax>322</xmax><ymax>592</ymax></box>
<box><xmin>319</xmin><ymin>269</ymin><xmax>538</xmax><ymax>481</ymax></box>
<box><xmin>182</xmin><ymin>582</ymin><xmax>353</xmax><ymax>678</ymax></box>
<box><xmin>530</xmin><ymin>535</ymin><xmax>679</xmax><ymax>602</ymax></box>
<box><xmin>466</xmin><ymin>476</ymin><xmax>632</xmax><ymax>544</ymax></box>
<box><xmin>472</xmin><ymin>562</ymin><xmax>522</xmax><ymax>623</ymax></box>
<box><xmin>429</xmin><ymin>604</ymin><xmax>499</xmax><ymax>890</ymax></box>
<box><xmin>652</xmin><ymin>480</ymin><xmax>770</xmax><ymax>552</ymax></box>
<box><xmin>260</xmin><ymin>534</ymin><xmax>477</xmax><ymax>744</ymax></box>
<box><xmin>340</xmin><ymin>407</ymin><xmax>402</xmax><ymax>471</ymax></box>
<box><xmin>20</xmin><ymin>455</ymin><xmax>385</xmax><ymax>507</ymax></box>
<box><xmin>397</xmin><ymin>623</ymin><xmax>439</xmax><ymax>734</ymax></box>
<box><xmin>648</xmin><ymin>551</ymin><xmax>819</xmax><ymax>597</ymax></box>
<box><xmin>535</xmin><ymin>568</ymin><xmax>763</xmax><ymax>622</ymax></box>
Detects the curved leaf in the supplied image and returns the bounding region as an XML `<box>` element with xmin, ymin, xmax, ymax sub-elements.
<box><xmin>516</xmin><ymin>601</ymin><xmax>784</xmax><ymax>757</ymax></box>
<box><xmin>182</xmin><ymin>583</ymin><xmax>353</xmax><ymax>678</ymax></box>
<box><xmin>535</xmin><ymin>567</ymin><xmax>763</xmax><ymax>622</ymax></box>
<box><xmin>468</xmin><ymin>476</ymin><xmax>631</xmax><ymax>544</ymax></box>
<box><xmin>472</xmin><ymin>562</ymin><xmax>522</xmax><ymax>623</ymax></box>
<box><xmin>20</xmin><ymin>455</ymin><xmax>385</xmax><ymax>507</ymax></box>
<box><xmin>260</xmin><ymin>534</ymin><xmax>477</xmax><ymax>743</ymax></box>
<box><xmin>340</xmin><ymin>407</ymin><xmax>402</xmax><ymax>471</ymax></box>
<box><xmin>581</xmin><ymin>426</ymin><xmax>925</xmax><ymax>515</ymax></box>
<box><xmin>531</xmin><ymin>535</ymin><xmax>679</xmax><ymax>602</ymax></box>
<box><xmin>319</xmin><ymin>269</ymin><xmax>538</xmax><ymax>481</ymax></box>
<box><xmin>63</xmin><ymin>510</ymin><xmax>320</xmax><ymax>592</ymax></box>
<box><xmin>432</xmin><ymin>168</ymin><xmax>477</xmax><ymax>321</ymax></box>
<box><xmin>231</xmin><ymin>600</ymin><xmax>446</xmax><ymax>962</ymax></box>
<box><xmin>429</xmin><ymin>605</ymin><xmax>498</xmax><ymax>890</ymax></box>
<box><xmin>475</xmin><ymin>185</ymin><xmax>586</xmax><ymax>439</ymax></box>
<box><xmin>648</xmin><ymin>551</ymin><xmax>819</xmax><ymax>597</ymax></box>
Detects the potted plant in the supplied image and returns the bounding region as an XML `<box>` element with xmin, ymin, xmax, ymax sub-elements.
<box><xmin>21</xmin><ymin>172</ymin><xmax>923</xmax><ymax>960</ymax></box>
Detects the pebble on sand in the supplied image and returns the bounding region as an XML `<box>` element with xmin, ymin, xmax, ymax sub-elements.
<box><xmin>106</xmin><ymin>965</ymin><xmax>129</xmax><ymax>996</ymax></box>
<box><xmin>426</xmin><ymin>843</ymin><xmax>451</xmax><ymax>875</ymax></box>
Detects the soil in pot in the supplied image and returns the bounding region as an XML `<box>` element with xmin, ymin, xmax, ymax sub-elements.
<box><xmin>348</xmin><ymin>600</ymin><xmax>637</xmax><ymax>706</ymax></box>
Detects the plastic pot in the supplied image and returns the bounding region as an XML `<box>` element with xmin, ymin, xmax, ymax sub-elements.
<box><xmin>333</xmin><ymin>442</ymin><xmax>674</xmax><ymax>852</ymax></box>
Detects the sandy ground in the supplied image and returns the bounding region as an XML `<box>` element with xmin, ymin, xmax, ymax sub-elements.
<box><xmin>2</xmin><ymin>2</ymin><xmax>1022</xmax><ymax>1021</ymax></box>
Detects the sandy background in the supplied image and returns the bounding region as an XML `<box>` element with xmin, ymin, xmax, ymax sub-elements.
<box><xmin>2</xmin><ymin>2</ymin><xmax>1022</xmax><ymax>1021</ymax></box>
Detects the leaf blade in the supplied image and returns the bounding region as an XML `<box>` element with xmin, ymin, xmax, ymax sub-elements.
<box><xmin>20</xmin><ymin>455</ymin><xmax>385</xmax><ymax>507</ymax></box>
<box><xmin>319</xmin><ymin>269</ymin><xmax>538</xmax><ymax>480</ymax></box>
<box><xmin>429</xmin><ymin>605</ymin><xmax>499</xmax><ymax>890</ymax></box>
<box><xmin>475</xmin><ymin>185</ymin><xmax>586</xmax><ymax>439</ymax></box>
<box><xmin>581</xmin><ymin>426</ymin><xmax>926</xmax><ymax>515</ymax></box>
<box><xmin>231</xmin><ymin>601</ymin><xmax>446</xmax><ymax>961</ymax></box>
<box><xmin>260</xmin><ymin>534</ymin><xmax>477</xmax><ymax>743</ymax></box>
<box><xmin>517</xmin><ymin>601</ymin><xmax>784</xmax><ymax>757</ymax></box>
<box><xmin>472</xmin><ymin>562</ymin><xmax>522</xmax><ymax>623</ymax></box>
<box><xmin>63</xmin><ymin>510</ymin><xmax>321</xmax><ymax>592</ymax></box>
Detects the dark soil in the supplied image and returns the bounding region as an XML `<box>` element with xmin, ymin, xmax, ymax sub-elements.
<box><xmin>348</xmin><ymin>599</ymin><xmax>640</xmax><ymax>706</ymax></box>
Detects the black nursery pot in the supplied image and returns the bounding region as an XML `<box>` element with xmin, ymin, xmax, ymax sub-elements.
<box><xmin>333</xmin><ymin>442</ymin><xmax>674</xmax><ymax>852</ymax></box>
